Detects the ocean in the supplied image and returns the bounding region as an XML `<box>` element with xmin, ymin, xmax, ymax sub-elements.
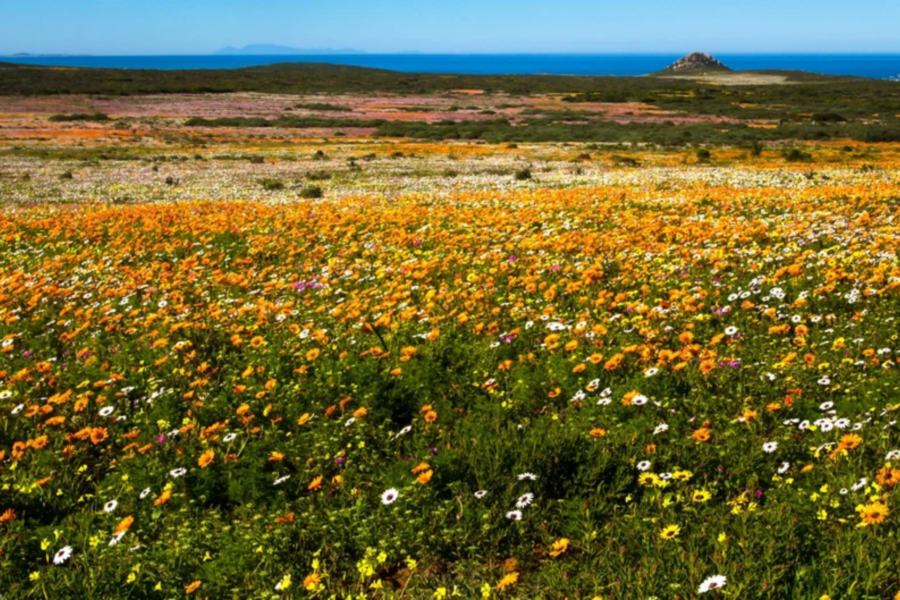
<box><xmin>4</xmin><ymin>54</ymin><xmax>900</xmax><ymax>80</ymax></box>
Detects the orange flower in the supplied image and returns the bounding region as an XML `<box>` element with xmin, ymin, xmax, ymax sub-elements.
<box><xmin>424</xmin><ymin>410</ymin><xmax>438</xmax><ymax>423</ymax></box>
<box><xmin>306</xmin><ymin>348</ymin><xmax>320</xmax><ymax>361</ymax></box>
<box><xmin>838</xmin><ymin>433</ymin><xmax>862</xmax><ymax>450</ymax></box>
<box><xmin>154</xmin><ymin>489</ymin><xmax>172</xmax><ymax>506</ymax></box>
<box><xmin>496</xmin><ymin>571</ymin><xmax>519</xmax><ymax>590</ymax></box>
<box><xmin>303</xmin><ymin>573</ymin><xmax>322</xmax><ymax>590</ymax></box>
<box><xmin>114</xmin><ymin>515</ymin><xmax>134</xmax><ymax>534</ymax></box>
<box><xmin>90</xmin><ymin>427</ymin><xmax>109</xmax><ymax>445</ymax></box>
<box><xmin>589</xmin><ymin>428</ymin><xmax>606</xmax><ymax>438</ymax></box>
<box><xmin>416</xmin><ymin>469</ymin><xmax>433</xmax><ymax>484</ymax></box>
<box><xmin>308</xmin><ymin>475</ymin><xmax>323</xmax><ymax>491</ymax></box>
<box><xmin>692</xmin><ymin>428</ymin><xmax>711</xmax><ymax>443</ymax></box>
<box><xmin>185</xmin><ymin>580</ymin><xmax>202</xmax><ymax>594</ymax></box>
<box><xmin>269</xmin><ymin>451</ymin><xmax>285</xmax><ymax>462</ymax></box>
<box><xmin>411</xmin><ymin>462</ymin><xmax>431</xmax><ymax>474</ymax></box>
<box><xmin>0</xmin><ymin>508</ymin><xmax>15</xmax><ymax>524</ymax></box>
<box><xmin>198</xmin><ymin>449</ymin><xmax>215</xmax><ymax>468</ymax></box>
<box><xmin>353</xmin><ymin>406</ymin><xmax>368</xmax><ymax>418</ymax></box>
<box><xmin>274</xmin><ymin>512</ymin><xmax>295</xmax><ymax>523</ymax></box>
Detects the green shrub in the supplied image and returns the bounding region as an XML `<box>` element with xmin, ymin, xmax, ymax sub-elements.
<box><xmin>48</xmin><ymin>113</ymin><xmax>110</xmax><ymax>122</ymax></box>
<box><xmin>514</xmin><ymin>168</ymin><xmax>532</xmax><ymax>181</ymax></box>
<box><xmin>782</xmin><ymin>148</ymin><xmax>812</xmax><ymax>162</ymax></box>
<box><xmin>300</xmin><ymin>185</ymin><xmax>324</xmax><ymax>199</ymax></box>
<box><xmin>260</xmin><ymin>178</ymin><xmax>285</xmax><ymax>191</ymax></box>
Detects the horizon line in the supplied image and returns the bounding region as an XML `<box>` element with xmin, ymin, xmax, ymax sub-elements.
<box><xmin>8</xmin><ymin>51</ymin><xmax>900</xmax><ymax>57</ymax></box>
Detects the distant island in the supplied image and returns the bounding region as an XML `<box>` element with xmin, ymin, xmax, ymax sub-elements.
<box><xmin>6</xmin><ymin>53</ymin><xmax>93</xmax><ymax>57</ymax></box>
<box><xmin>214</xmin><ymin>45</ymin><xmax>365</xmax><ymax>55</ymax></box>
<box><xmin>659</xmin><ymin>52</ymin><xmax>731</xmax><ymax>74</ymax></box>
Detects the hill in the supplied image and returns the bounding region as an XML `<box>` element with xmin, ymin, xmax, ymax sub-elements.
<box><xmin>659</xmin><ymin>52</ymin><xmax>732</xmax><ymax>74</ymax></box>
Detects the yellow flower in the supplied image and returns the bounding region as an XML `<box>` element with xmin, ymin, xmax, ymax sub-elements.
<box><xmin>496</xmin><ymin>571</ymin><xmax>519</xmax><ymax>590</ymax></box>
<box><xmin>549</xmin><ymin>537</ymin><xmax>569</xmax><ymax>557</ymax></box>
<box><xmin>638</xmin><ymin>473</ymin><xmax>659</xmax><ymax>487</ymax></box>
<box><xmin>859</xmin><ymin>501</ymin><xmax>889</xmax><ymax>526</ymax></box>
<box><xmin>692</xmin><ymin>490</ymin><xmax>711</xmax><ymax>503</ymax></box>
<box><xmin>659</xmin><ymin>524</ymin><xmax>681</xmax><ymax>540</ymax></box>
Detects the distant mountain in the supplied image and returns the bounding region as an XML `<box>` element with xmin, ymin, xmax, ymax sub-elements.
<box><xmin>215</xmin><ymin>45</ymin><xmax>364</xmax><ymax>56</ymax></box>
<box><xmin>659</xmin><ymin>52</ymin><xmax>731</xmax><ymax>74</ymax></box>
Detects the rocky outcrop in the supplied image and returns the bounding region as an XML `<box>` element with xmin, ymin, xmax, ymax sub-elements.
<box><xmin>661</xmin><ymin>53</ymin><xmax>731</xmax><ymax>73</ymax></box>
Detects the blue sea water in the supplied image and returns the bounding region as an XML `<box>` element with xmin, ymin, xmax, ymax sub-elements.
<box><xmin>4</xmin><ymin>54</ymin><xmax>900</xmax><ymax>80</ymax></box>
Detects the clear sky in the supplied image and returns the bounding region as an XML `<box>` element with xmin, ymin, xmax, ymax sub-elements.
<box><xmin>2</xmin><ymin>0</ymin><xmax>900</xmax><ymax>55</ymax></box>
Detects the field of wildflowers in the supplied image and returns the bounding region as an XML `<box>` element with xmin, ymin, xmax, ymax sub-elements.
<box><xmin>2</xmin><ymin>94</ymin><xmax>900</xmax><ymax>599</ymax></box>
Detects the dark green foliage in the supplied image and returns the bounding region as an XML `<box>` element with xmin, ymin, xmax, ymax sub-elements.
<box><xmin>296</xmin><ymin>102</ymin><xmax>353</xmax><ymax>111</ymax></box>
<box><xmin>514</xmin><ymin>168</ymin><xmax>532</xmax><ymax>181</ymax></box>
<box><xmin>184</xmin><ymin>116</ymin><xmax>385</xmax><ymax>128</ymax></box>
<box><xmin>299</xmin><ymin>184</ymin><xmax>323</xmax><ymax>198</ymax></box>
<box><xmin>782</xmin><ymin>148</ymin><xmax>812</xmax><ymax>162</ymax></box>
<box><xmin>259</xmin><ymin>178</ymin><xmax>285</xmax><ymax>191</ymax></box>
<box><xmin>48</xmin><ymin>112</ymin><xmax>110</xmax><ymax>122</ymax></box>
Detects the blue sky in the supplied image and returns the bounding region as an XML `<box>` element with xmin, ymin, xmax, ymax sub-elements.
<box><xmin>2</xmin><ymin>0</ymin><xmax>900</xmax><ymax>55</ymax></box>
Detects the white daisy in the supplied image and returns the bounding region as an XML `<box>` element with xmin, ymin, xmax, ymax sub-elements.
<box><xmin>886</xmin><ymin>450</ymin><xmax>900</xmax><ymax>461</ymax></box>
<box><xmin>109</xmin><ymin>531</ymin><xmax>126</xmax><ymax>546</ymax></box>
<box><xmin>223</xmin><ymin>433</ymin><xmax>237</xmax><ymax>443</ymax></box>
<box><xmin>381</xmin><ymin>488</ymin><xmax>399</xmax><ymax>505</ymax></box>
<box><xmin>11</xmin><ymin>404</ymin><xmax>24</xmax><ymax>414</ymax></box>
<box><xmin>139</xmin><ymin>488</ymin><xmax>151</xmax><ymax>499</ymax></box>
<box><xmin>274</xmin><ymin>475</ymin><xmax>291</xmax><ymax>486</ymax></box>
<box><xmin>474</xmin><ymin>490</ymin><xmax>488</xmax><ymax>499</ymax></box>
<box><xmin>53</xmin><ymin>545</ymin><xmax>73</xmax><ymax>565</ymax></box>
<box><xmin>169</xmin><ymin>468</ymin><xmax>187</xmax><ymax>478</ymax></box>
<box><xmin>515</xmin><ymin>493</ymin><xmax>534</xmax><ymax>508</ymax></box>
<box><xmin>762</xmin><ymin>441</ymin><xmax>778</xmax><ymax>453</ymax></box>
<box><xmin>103</xmin><ymin>500</ymin><xmax>118</xmax><ymax>513</ymax></box>
<box><xmin>517</xmin><ymin>472</ymin><xmax>536</xmax><ymax>481</ymax></box>
<box><xmin>631</xmin><ymin>394</ymin><xmax>648</xmax><ymax>406</ymax></box>
<box><xmin>653</xmin><ymin>423</ymin><xmax>669</xmax><ymax>435</ymax></box>
<box><xmin>637</xmin><ymin>460</ymin><xmax>652</xmax><ymax>471</ymax></box>
<box><xmin>698</xmin><ymin>574</ymin><xmax>727</xmax><ymax>593</ymax></box>
<box><xmin>99</xmin><ymin>406</ymin><xmax>115</xmax><ymax>417</ymax></box>
<box><xmin>643</xmin><ymin>368</ymin><xmax>659</xmax><ymax>378</ymax></box>
<box><xmin>819</xmin><ymin>401</ymin><xmax>834</xmax><ymax>411</ymax></box>
<box><xmin>724</xmin><ymin>326</ymin><xmax>738</xmax><ymax>336</ymax></box>
<box><xmin>505</xmin><ymin>510</ymin><xmax>523</xmax><ymax>520</ymax></box>
<box><xmin>778</xmin><ymin>462</ymin><xmax>791</xmax><ymax>474</ymax></box>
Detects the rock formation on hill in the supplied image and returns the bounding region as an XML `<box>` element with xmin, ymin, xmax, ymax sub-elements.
<box><xmin>661</xmin><ymin>52</ymin><xmax>732</xmax><ymax>74</ymax></box>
